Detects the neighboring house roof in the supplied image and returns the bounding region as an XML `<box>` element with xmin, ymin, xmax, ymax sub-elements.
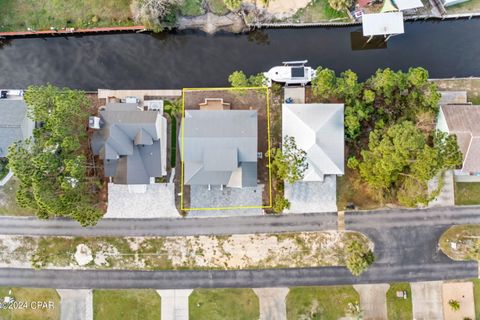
<box><xmin>362</xmin><ymin>12</ymin><xmax>404</xmax><ymax>36</ymax></box>
<box><xmin>439</xmin><ymin>91</ymin><xmax>467</xmax><ymax>105</ymax></box>
<box><xmin>282</xmin><ymin>103</ymin><xmax>345</xmax><ymax>182</ymax></box>
<box><xmin>439</xmin><ymin>104</ymin><xmax>480</xmax><ymax>173</ymax></box>
<box><xmin>91</xmin><ymin>102</ymin><xmax>167</xmax><ymax>185</ymax></box>
<box><xmin>0</xmin><ymin>99</ymin><xmax>34</xmax><ymax>157</ymax></box>
<box><xmin>181</xmin><ymin>110</ymin><xmax>258</xmax><ymax>187</ymax></box>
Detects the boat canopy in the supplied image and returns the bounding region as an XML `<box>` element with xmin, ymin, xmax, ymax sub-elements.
<box><xmin>362</xmin><ymin>12</ymin><xmax>404</xmax><ymax>36</ymax></box>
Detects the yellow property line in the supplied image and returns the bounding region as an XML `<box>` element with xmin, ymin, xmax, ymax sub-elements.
<box><xmin>180</xmin><ymin>86</ymin><xmax>273</xmax><ymax>211</ymax></box>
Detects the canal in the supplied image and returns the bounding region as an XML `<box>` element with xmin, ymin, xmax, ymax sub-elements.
<box><xmin>0</xmin><ymin>19</ymin><xmax>479</xmax><ymax>90</ymax></box>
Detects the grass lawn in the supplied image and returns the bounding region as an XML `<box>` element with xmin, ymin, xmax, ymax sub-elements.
<box><xmin>180</xmin><ymin>0</ymin><xmax>205</xmax><ymax>16</ymax></box>
<box><xmin>0</xmin><ymin>287</ymin><xmax>60</xmax><ymax>320</ymax></box>
<box><xmin>337</xmin><ymin>168</ymin><xmax>382</xmax><ymax>210</ymax></box>
<box><xmin>439</xmin><ymin>224</ymin><xmax>480</xmax><ymax>260</ymax></box>
<box><xmin>472</xmin><ymin>279</ymin><xmax>480</xmax><ymax>319</ymax></box>
<box><xmin>386</xmin><ymin>283</ymin><xmax>413</xmax><ymax>320</ymax></box>
<box><xmin>207</xmin><ymin>0</ymin><xmax>230</xmax><ymax>15</ymax></box>
<box><xmin>93</xmin><ymin>289</ymin><xmax>160</xmax><ymax>320</ymax></box>
<box><xmin>189</xmin><ymin>288</ymin><xmax>259</xmax><ymax>320</ymax></box>
<box><xmin>446</xmin><ymin>0</ymin><xmax>480</xmax><ymax>13</ymax></box>
<box><xmin>291</xmin><ymin>0</ymin><xmax>348</xmax><ymax>22</ymax></box>
<box><xmin>455</xmin><ymin>182</ymin><xmax>480</xmax><ymax>205</ymax></box>
<box><xmin>286</xmin><ymin>286</ymin><xmax>359</xmax><ymax>320</ymax></box>
<box><xmin>0</xmin><ymin>177</ymin><xmax>35</xmax><ymax>216</ymax></box>
<box><xmin>0</xmin><ymin>0</ymin><xmax>133</xmax><ymax>32</ymax></box>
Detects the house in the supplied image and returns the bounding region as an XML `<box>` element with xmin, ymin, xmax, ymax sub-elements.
<box><xmin>437</xmin><ymin>104</ymin><xmax>480</xmax><ymax>180</ymax></box>
<box><xmin>181</xmin><ymin>110</ymin><xmax>258</xmax><ymax>188</ymax></box>
<box><xmin>282</xmin><ymin>103</ymin><xmax>345</xmax><ymax>181</ymax></box>
<box><xmin>90</xmin><ymin>102</ymin><xmax>167</xmax><ymax>185</ymax></box>
<box><xmin>0</xmin><ymin>98</ymin><xmax>34</xmax><ymax>158</ymax></box>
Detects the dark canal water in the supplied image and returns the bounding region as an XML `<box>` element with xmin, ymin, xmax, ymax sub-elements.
<box><xmin>0</xmin><ymin>19</ymin><xmax>479</xmax><ymax>90</ymax></box>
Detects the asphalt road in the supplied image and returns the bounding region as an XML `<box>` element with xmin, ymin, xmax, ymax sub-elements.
<box><xmin>0</xmin><ymin>206</ymin><xmax>478</xmax><ymax>289</ymax></box>
<box><xmin>0</xmin><ymin>212</ymin><xmax>338</xmax><ymax>237</ymax></box>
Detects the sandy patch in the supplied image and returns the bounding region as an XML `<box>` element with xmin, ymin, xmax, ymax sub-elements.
<box><xmin>74</xmin><ymin>244</ymin><xmax>93</xmax><ymax>266</ymax></box>
<box><xmin>442</xmin><ymin>281</ymin><xmax>475</xmax><ymax>320</ymax></box>
<box><xmin>247</xmin><ymin>0</ymin><xmax>312</xmax><ymax>18</ymax></box>
<box><xmin>0</xmin><ymin>231</ymin><xmax>372</xmax><ymax>271</ymax></box>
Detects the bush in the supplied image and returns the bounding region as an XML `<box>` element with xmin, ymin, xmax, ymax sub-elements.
<box><xmin>346</xmin><ymin>240</ymin><xmax>375</xmax><ymax>276</ymax></box>
<box><xmin>273</xmin><ymin>194</ymin><xmax>290</xmax><ymax>213</ymax></box>
<box><xmin>224</xmin><ymin>0</ymin><xmax>242</xmax><ymax>10</ymax></box>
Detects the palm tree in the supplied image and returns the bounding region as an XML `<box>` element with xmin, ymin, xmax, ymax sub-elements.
<box><xmin>164</xmin><ymin>99</ymin><xmax>182</xmax><ymax>118</ymax></box>
<box><xmin>448</xmin><ymin>299</ymin><xmax>460</xmax><ymax>311</ymax></box>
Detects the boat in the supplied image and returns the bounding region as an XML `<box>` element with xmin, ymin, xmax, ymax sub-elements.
<box><xmin>264</xmin><ymin>60</ymin><xmax>316</xmax><ymax>86</ymax></box>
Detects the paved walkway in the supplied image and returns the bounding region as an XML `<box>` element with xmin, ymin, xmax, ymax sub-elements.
<box><xmin>428</xmin><ymin>170</ymin><xmax>455</xmax><ymax>207</ymax></box>
<box><xmin>353</xmin><ymin>284</ymin><xmax>389</xmax><ymax>320</ymax></box>
<box><xmin>411</xmin><ymin>281</ymin><xmax>444</xmax><ymax>320</ymax></box>
<box><xmin>157</xmin><ymin>289</ymin><xmax>192</xmax><ymax>320</ymax></box>
<box><xmin>57</xmin><ymin>289</ymin><xmax>92</xmax><ymax>320</ymax></box>
<box><xmin>253</xmin><ymin>288</ymin><xmax>289</xmax><ymax>320</ymax></box>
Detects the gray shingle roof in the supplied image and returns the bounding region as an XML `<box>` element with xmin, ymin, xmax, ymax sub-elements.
<box><xmin>91</xmin><ymin>103</ymin><xmax>165</xmax><ymax>184</ymax></box>
<box><xmin>181</xmin><ymin>110</ymin><xmax>258</xmax><ymax>187</ymax></box>
<box><xmin>441</xmin><ymin>104</ymin><xmax>480</xmax><ymax>173</ymax></box>
<box><xmin>0</xmin><ymin>99</ymin><xmax>34</xmax><ymax>157</ymax></box>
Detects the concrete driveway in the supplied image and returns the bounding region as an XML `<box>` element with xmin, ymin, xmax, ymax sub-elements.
<box><xmin>105</xmin><ymin>183</ymin><xmax>178</xmax><ymax>218</ymax></box>
<box><xmin>254</xmin><ymin>288</ymin><xmax>288</xmax><ymax>320</ymax></box>
<box><xmin>189</xmin><ymin>184</ymin><xmax>263</xmax><ymax>217</ymax></box>
<box><xmin>57</xmin><ymin>289</ymin><xmax>92</xmax><ymax>320</ymax></box>
<box><xmin>428</xmin><ymin>170</ymin><xmax>454</xmax><ymax>207</ymax></box>
<box><xmin>353</xmin><ymin>284</ymin><xmax>389</xmax><ymax>320</ymax></box>
<box><xmin>284</xmin><ymin>177</ymin><xmax>337</xmax><ymax>213</ymax></box>
<box><xmin>157</xmin><ymin>289</ymin><xmax>192</xmax><ymax>320</ymax></box>
<box><xmin>411</xmin><ymin>281</ymin><xmax>444</xmax><ymax>320</ymax></box>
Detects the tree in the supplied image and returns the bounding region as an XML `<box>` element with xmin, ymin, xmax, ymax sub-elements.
<box><xmin>224</xmin><ymin>0</ymin><xmax>242</xmax><ymax>10</ymax></box>
<box><xmin>312</xmin><ymin>67</ymin><xmax>337</xmax><ymax>100</ymax></box>
<box><xmin>328</xmin><ymin>0</ymin><xmax>353</xmax><ymax>11</ymax></box>
<box><xmin>448</xmin><ymin>299</ymin><xmax>460</xmax><ymax>311</ymax></box>
<box><xmin>228</xmin><ymin>70</ymin><xmax>266</xmax><ymax>87</ymax></box>
<box><xmin>228</xmin><ymin>71</ymin><xmax>249</xmax><ymax>87</ymax></box>
<box><xmin>366</xmin><ymin>67</ymin><xmax>440</xmax><ymax>124</ymax></box>
<box><xmin>273</xmin><ymin>194</ymin><xmax>290</xmax><ymax>213</ymax></box>
<box><xmin>131</xmin><ymin>0</ymin><xmax>180</xmax><ymax>29</ymax></box>
<box><xmin>164</xmin><ymin>99</ymin><xmax>182</xmax><ymax>117</ymax></box>
<box><xmin>346</xmin><ymin>240</ymin><xmax>375</xmax><ymax>276</ymax></box>
<box><xmin>358</xmin><ymin>122</ymin><xmax>426</xmax><ymax>192</ymax></box>
<box><xmin>268</xmin><ymin>136</ymin><xmax>309</xmax><ymax>184</ymax></box>
<box><xmin>7</xmin><ymin>85</ymin><xmax>103</xmax><ymax>226</ymax></box>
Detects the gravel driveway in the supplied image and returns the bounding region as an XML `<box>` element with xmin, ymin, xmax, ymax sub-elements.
<box><xmin>284</xmin><ymin>176</ymin><xmax>337</xmax><ymax>213</ymax></box>
<box><xmin>188</xmin><ymin>184</ymin><xmax>263</xmax><ymax>217</ymax></box>
<box><xmin>106</xmin><ymin>183</ymin><xmax>178</xmax><ymax>218</ymax></box>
